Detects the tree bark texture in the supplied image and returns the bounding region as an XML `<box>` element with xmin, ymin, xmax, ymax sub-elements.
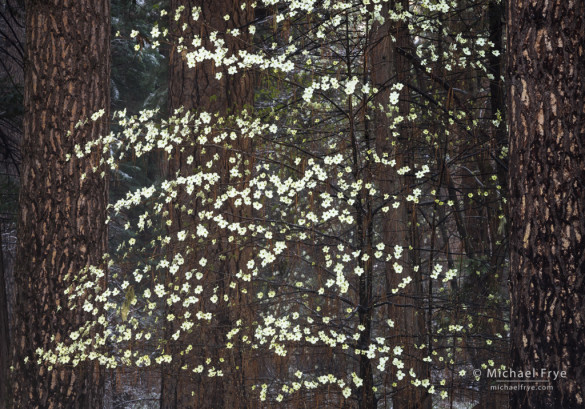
<box><xmin>160</xmin><ymin>1</ymin><xmax>255</xmax><ymax>408</ymax></box>
<box><xmin>168</xmin><ymin>0</ymin><xmax>254</xmax><ymax>114</ymax></box>
<box><xmin>10</xmin><ymin>1</ymin><xmax>110</xmax><ymax>408</ymax></box>
<box><xmin>369</xmin><ymin>1</ymin><xmax>431</xmax><ymax>408</ymax></box>
<box><xmin>508</xmin><ymin>0</ymin><xmax>585</xmax><ymax>407</ymax></box>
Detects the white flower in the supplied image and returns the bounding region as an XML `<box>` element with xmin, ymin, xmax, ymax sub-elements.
<box><xmin>389</xmin><ymin>91</ymin><xmax>400</xmax><ymax>104</ymax></box>
<box><xmin>393</xmin><ymin>262</ymin><xmax>403</xmax><ymax>274</ymax></box>
<box><xmin>91</xmin><ymin>109</ymin><xmax>105</xmax><ymax>121</ymax></box>
<box><xmin>151</xmin><ymin>25</ymin><xmax>160</xmax><ymax>38</ymax></box>
<box><xmin>393</xmin><ymin>358</ymin><xmax>404</xmax><ymax>369</ymax></box>
<box><xmin>303</xmin><ymin>87</ymin><xmax>314</xmax><ymax>102</ymax></box>
<box><xmin>196</xmin><ymin>225</ymin><xmax>208</xmax><ymax>237</ymax></box>
<box><xmin>344</xmin><ymin>76</ymin><xmax>359</xmax><ymax>95</ymax></box>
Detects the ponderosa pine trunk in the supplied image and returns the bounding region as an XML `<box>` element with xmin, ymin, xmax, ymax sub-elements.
<box><xmin>508</xmin><ymin>0</ymin><xmax>585</xmax><ymax>407</ymax></box>
<box><xmin>10</xmin><ymin>0</ymin><xmax>110</xmax><ymax>408</ymax></box>
<box><xmin>160</xmin><ymin>1</ymin><xmax>255</xmax><ymax>408</ymax></box>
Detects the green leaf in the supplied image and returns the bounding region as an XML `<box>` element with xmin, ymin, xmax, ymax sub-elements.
<box><xmin>121</xmin><ymin>285</ymin><xmax>135</xmax><ymax>321</ymax></box>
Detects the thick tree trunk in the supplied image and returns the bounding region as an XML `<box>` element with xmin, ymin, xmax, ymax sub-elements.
<box><xmin>168</xmin><ymin>0</ymin><xmax>253</xmax><ymax>114</ymax></box>
<box><xmin>508</xmin><ymin>0</ymin><xmax>585</xmax><ymax>408</ymax></box>
<box><xmin>160</xmin><ymin>1</ymin><xmax>255</xmax><ymax>408</ymax></box>
<box><xmin>369</xmin><ymin>1</ymin><xmax>431</xmax><ymax>408</ymax></box>
<box><xmin>10</xmin><ymin>1</ymin><xmax>110</xmax><ymax>408</ymax></box>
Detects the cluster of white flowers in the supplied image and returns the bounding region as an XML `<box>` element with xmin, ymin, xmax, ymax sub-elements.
<box><xmin>39</xmin><ymin>1</ymin><xmax>512</xmax><ymax>404</ymax></box>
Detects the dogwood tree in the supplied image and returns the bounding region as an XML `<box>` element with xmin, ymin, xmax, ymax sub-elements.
<box><xmin>29</xmin><ymin>0</ymin><xmax>508</xmax><ymax>407</ymax></box>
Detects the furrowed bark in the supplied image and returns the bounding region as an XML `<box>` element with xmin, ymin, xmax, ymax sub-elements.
<box><xmin>10</xmin><ymin>0</ymin><xmax>110</xmax><ymax>408</ymax></box>
<box><xmin>160</xmin><ymin>1</ymin><xmax>255</xmax><ymax>408</ymax></box>
<box><xmin>508</xmin><ymin>0</ymin><xmax>585</xmax><ymax>407</ymax></box>
<box><xmin>369</xmin><ymin>1</ymin><xmax>431</xmax><ymax>407</ymax></box>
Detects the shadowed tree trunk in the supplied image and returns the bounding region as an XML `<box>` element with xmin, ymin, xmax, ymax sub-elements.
<box><xmin>508</xmin><ymin>0</ymin><xmax>585</xmax><ymax>407</ymax></box>
<box><xmin>9</xmin><ymin>0</ymin><xmax>110</xmax><ymax>407</ymax></box>
<box><xmin>0</xmin><ymin>225</ymin><xmax>8</xmax><ymax>409</ymax></box>
<box><xmin>160</xmin><ymin>1</ymin><xmax>255</xmax><ymax>408</ymax></box>
<box><xmin>0</xmin><ymin>2</ymin><xmax>24</xmax><ymax>407</ymax></box>
<box><xmin>369</xmin><ymin>1</ymin><xmax>431</xmax><ymax>408</ymax></box>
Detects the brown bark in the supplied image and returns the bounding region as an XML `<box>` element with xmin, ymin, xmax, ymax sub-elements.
<box><xmin>168</xmin><ymin>0</ymin><xmax>254</xmax><ymax>114</ymax></box>
<box><xmin>160</xmin><ymin>1</ymin><xmax>255</xmax><ymax>408</ymax></box>
<box><xmin>10</xmin><ymin>0</ymin><xmax>110</xmax><ymax>408</ymax></box>
<box><xmin>508</xmin><ymin>0</ymin><xmax>585</xmax><ymax>408</ymax></box>
<box><xmin>369</xmin><ymin>1</ymin><xmax>431</xmax><ymax>408</ymax></box>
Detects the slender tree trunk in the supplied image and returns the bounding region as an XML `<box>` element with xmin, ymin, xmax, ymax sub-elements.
<box><xmin>0</xmin><ymin>225</ymin><xmax>8</xmax><ymax>409</ymax></box>
<box><xmin>161</xmin><ymin>1</ymin><xmax>255</xmax><ymax>408</ymax></box>
<box><xmin>10</xmin><ymin>1</ymin><xmax>110</xmax><ymax>408</ymax></box>
<box><xmin>0</xmin><ymin>2</ymin><xmax>23</xmax><ymax>406</ymax></box>
<box><xmin>508</xmin><ymin>0</ymin><xmax>585</xmax><ymax>407</ymax></box>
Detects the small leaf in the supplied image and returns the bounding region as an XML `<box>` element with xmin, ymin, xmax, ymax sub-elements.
<box><xmin>121</xmin><ymin>285</ymin><xmax>135</xmax><ymax>321</ymax></box>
